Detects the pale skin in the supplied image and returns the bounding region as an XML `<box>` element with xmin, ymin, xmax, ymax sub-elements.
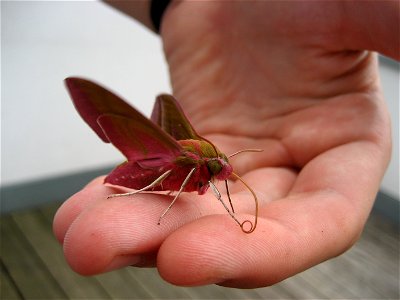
<box><xmin>54</xmin><ymin>1</ymin><xmax>399</xmax><ymax>288</ymax></box>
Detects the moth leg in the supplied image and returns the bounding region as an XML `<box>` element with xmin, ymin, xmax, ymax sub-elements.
<box><xmin>225</xmin><ymin>179</ymin><xmax>235</xmax><ymax>213</ymax></box>
<box><xmin>152</xmin><ymin>180</ymin><xmax>164</xmax><ymax>192</ymax></box>
<box><xmin>209</xmin><ymin>181</ymin><xmax>242</xmax><ymax>228</ymax></box>
<box><xmin>107</xmin><ymin>169</ymin><xmax>172</xmax><ymax>199</ymax></box>
<box><xmin>158</xmin><ymin>167</ymin><xmax>196</xmax><ymax>225</ymax></box>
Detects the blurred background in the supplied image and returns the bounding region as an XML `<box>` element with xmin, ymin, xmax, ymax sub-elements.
<box><xmin>2</xmin><ymin>1</ymin><xmax>169</xmax><ymax>187</ymax></box>
<box><xmin>1</xmin><ymin>2</ymin><xmax>399</xmax><ymax>299</ymax></box>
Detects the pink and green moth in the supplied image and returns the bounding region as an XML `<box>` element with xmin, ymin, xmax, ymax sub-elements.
<box><xmin>65</xmin><ymin>77</ymin><xmax>259</xmax><ymax>233</ymax></box>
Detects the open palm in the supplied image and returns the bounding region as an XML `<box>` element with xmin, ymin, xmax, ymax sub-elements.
<box><xmin>54</xmin><ymin>2</ymin><xmax>395</xmax><ymax>288</ymax></box>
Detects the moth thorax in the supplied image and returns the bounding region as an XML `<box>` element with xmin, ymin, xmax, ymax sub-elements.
<box><xmin>207</xmin><ymin>157</ymin><xmax>233</xmax><ymax>180</ymax></box>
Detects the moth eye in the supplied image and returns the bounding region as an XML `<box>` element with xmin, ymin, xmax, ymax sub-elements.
<box><xmin>207</xmin><ymin>160</ymin><xmax>222</xmax><ymax>175</ymax></box>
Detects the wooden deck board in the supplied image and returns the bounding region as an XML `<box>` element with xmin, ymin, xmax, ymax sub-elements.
<box><xmin>94</xmin><ymin>269</ymin><xmax>150</xmax><ymax>299</ymax></box>
<box><xmin>1</xmin><ymin>260</ymin><xmax>22</xmax><ymax>299</ymax></box>
<box><xmin>1</xmin><ymin>215</ymin><xmax>67</xmax><ymax>299</ymax></box>
<box><xmin>11</xmin><ymin>210</ymin><xmax>111</xmax><ymax>299</ymax></box>
<box><xmin>1</xmin><ymin>202</ymin><xmax>399</xmax><ymax>299</ymax></box>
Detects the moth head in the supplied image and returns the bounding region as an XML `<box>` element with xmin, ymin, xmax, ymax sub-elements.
<box><xmin>207</xmin><ymin>157</ymin><xmax>233</xmax><ymax>180</ymax></box>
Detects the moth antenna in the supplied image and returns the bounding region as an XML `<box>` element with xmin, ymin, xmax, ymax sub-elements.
<box><xmin>209</xmin><ymin>181</ymin><xmax>242</xmax><ymax>228</ymax></box>
<box><xmin>158</xmin><ymin>167</ymin><xmax>197</xmax><ymax>224</ymax></box>
<box><xmin>107</xmin><ymin>169</ymin><xmax>172</xmax><ymax>199</ymax></box>
<box><xmin>225</xmin><ymin>180</ymin><xmax>235</xmax><ymax>213</ymax></box>
<box><xmin>231</xmin><ymin>172</ymin><xmax>258</xmax><ymax>234</ymax></box>
<box><xmin>228</xmin><ymin>149</ymin><xmax>263</xmax><ymax>158</ymax></box>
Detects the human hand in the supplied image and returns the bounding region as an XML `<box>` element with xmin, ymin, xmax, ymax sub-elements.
<box><xmin>54</xmin><ymin>1</ymin><xmax>397</xmax><ymax>288</ymax></box>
